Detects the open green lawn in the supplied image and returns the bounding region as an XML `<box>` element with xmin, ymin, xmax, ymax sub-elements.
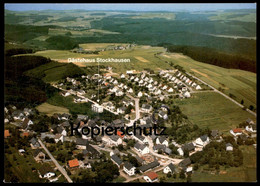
<box><xmin>192</xmin><ymin>145</ymin><xmax>256</xmax><ymax>182</ymax></box>
<box><xmin>173</xmin><ymin>92</ymin><xmax>256</xmax><ymax>134</ymax></box>
<box><xmin>159</xmin><ymin>52</ymin><xmax>256</xmax><ymax>109</ymax></box>
<box><xmin>36</xmin><ymin>102</ymin><xmax>70</xmax><ymax>116</ymax></box>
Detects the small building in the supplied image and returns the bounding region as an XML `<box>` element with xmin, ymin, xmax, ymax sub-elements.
<box><xmin>123</xmin><ymin>162</ymin><xmax>136</xmax><ymax>176</ymax></box>
<box><xmin>163</xmin><ymin>163</ymin><xmax>177</xmax><ymax>174</ymax></box>
<box><xmin>91</xmin><ymin>104</ymin><xmax>104</xmax><ymax>113</ymax></box>
<box><xmin>4</xmin><ymin>129</ymin><xmax>10</xmax><ymax>139</ymax></box>
<box><xmin>230</xmin><ymin>128</ymin><xmax>242</xmax><ymax>136</ymax></box>
<box><xmin>111</xmin><ymin>154</ymin><xmax>123</xmax><ymax>168</ymax></box>
<box><xmin>33</xmin><ymin>149</ymin><xmax>46</xmax><ymax>162</ymax></box>
<box><xmin>195</xmin><ymin>134</ymin><xmax>210</xmax><ymax>147</ymax></box>
<box><xmin>226</xmin><ymin>143</ymin><xmax>233</xmax><ymax>151</ymax></box>
<box><xmin>134</xmin><ymin>142</ymin><xmax>150</xmax><ymax>155</ymax></box>
<box><xmin>54</xmin><ymin>134</ymin><xmax>64</xmax><ymax>143</ymax></box>
<box><xmin>178</xmin><ymin>158</ymin><xmax>191</xmax><ymax>168</ymax></box>
<box><xmin>68</xmin><ymin>159</ymin><xmax>79</xmax><ymax>169</ymax></box>
<box><xmin>156</xmin><ymin>136</ymin><xmax>169</xmax><ymax>147</ymax></box>
<box><xmin>143</xmin><ymin>171</ymin><xmax>158</xmax><ymax>182</ymax></box>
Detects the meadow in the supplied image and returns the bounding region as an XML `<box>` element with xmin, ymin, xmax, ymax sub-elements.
<box><xmin>173</xmin><ymin>92</ymin><xmax>255</xmax><ymax>134</ymax></box>
<box><xmin>36</xmin><ymin>102</ymin><xmax>70</xmax><ymax>116</ymax></box>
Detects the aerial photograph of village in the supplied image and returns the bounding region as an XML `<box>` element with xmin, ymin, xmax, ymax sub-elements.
<box><xmin>3</xmin><ymin>3</ymin><xmax>257</xmax><ymax>183</ymax></box>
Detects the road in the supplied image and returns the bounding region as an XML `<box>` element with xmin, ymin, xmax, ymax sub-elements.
<box><xmin>52</xmin><ymin>84</ymin><xmax>119</xmax><ymax>115</ymax></box>
<box><xmin>126</xmin><ymin>93</ymin><xmax>140</xmax><ymax>126</ymax></box>
<box><xmin>146</xmin><ymin>137</ymin><xmax>183</xmax><ymax>164</ymax></box>
<box><xmin>186</xmin><ymin>72</ymin><xmax>256</xmax><ymax>117</ymax></box>
<box><xmin>38</xmin><ymin>138</ymin><xmax>73</xmax><ymax>183</ymax></box>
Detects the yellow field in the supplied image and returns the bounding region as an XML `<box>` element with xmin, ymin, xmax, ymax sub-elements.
<box><xmin>36</xmin><ymin>102</ymin><xmax>70</xmax><ymax>116</ymax></box>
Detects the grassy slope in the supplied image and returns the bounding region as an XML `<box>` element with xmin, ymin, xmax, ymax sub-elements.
<box><xmin>173</xmin><ymin>92</ymin><xmax>255</xmax><ymax>134</ymax></box>
<box><xmin>36</xmin><ymin>102</ymin><xmax>70</xmax><ymax>116</ymax></box>
<box><xmin>159</xmin><ymin>53</ymin><xmax>256</xmax><ymax>109</ymax></box>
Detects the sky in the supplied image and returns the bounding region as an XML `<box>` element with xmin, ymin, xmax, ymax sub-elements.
<box><xmin>5</xmin><ymin>3</ymin><xmax>257</xmax><ymax>12</ymax></box>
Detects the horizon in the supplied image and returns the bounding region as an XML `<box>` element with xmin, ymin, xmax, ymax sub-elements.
<box><xmin>5</xmin><ymin>3</ymin><xmax>256</xmax><ymax>12</ymax></box>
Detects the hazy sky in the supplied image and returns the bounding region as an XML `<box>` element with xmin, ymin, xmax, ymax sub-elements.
<box><xmin>5</xmin><ymin>3</ymin><xmax>256</xmax><ymax>12</ymax></box>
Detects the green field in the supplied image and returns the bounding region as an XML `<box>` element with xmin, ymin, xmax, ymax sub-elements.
<box><xmin>36</xmin><ymin>102</ymin><xmax>70</xmax><ymax>116</ymax></box>
<box><xmin>159</xmin><ymin>53</ymin><xmax>256</xmax><ymax>109</ymax></box>
<box><xmin>173</xmin><ymin>92</ymin><xmax>256</xmax><ymax>134</ymax></box>
<box><xmin>192</xmin><ymin>145</ymin><xmax>256</xmax><ymax>182</ymax></box>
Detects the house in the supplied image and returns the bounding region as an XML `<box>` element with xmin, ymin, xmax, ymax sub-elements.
<box><xmin>57</xmin><ymin>126</ymin><xmax>67</xmax><ymax>136</ymax></box>
<box><xmin>77</xmin><ymin>115</ymin><xmax>88</xmax><ymax>121</ymax></box>
<box><xmin>133</xmin><ymin>134</ymin><xmax>148</xmax><ymax>144</ymax></box>
<box><xmin>195</xmin><ymin>85</ymin><xmax>202</xmax><ymax>90</ymax></box>
<box><xmin>54</xmin><ymin>134</ymin><xmax>64</xmax><ymax>143</ymax></box>
<box><xmin>110</xmin><ymin>149</ymin><xmax>120</xmax><ymax>157</ymax></box>
<box><xmin>76</xmin><ymin>138</ymin><xmax>88</xmax><ymax>149</ymax></box>
<box><xmin>183</xmin><ymin>166</ymin><xmax>193</xmax><ymax>173</ymax></box>
<box><xmin>246</xmin><ymin>118</ymin><xmax>255</xmax><ymax>125</ymax></box>
<box><xmin>33</xmin><ymin>149</ymin><xmax>46</xmax><ymax>162</ymax></box>
<box><xmin>167</xmin><ymin>87</ymin><xmax>174</xmax><ymax>93</ymax></box>
<box><xmin>163</xmin><ymin>163</ymin><xmax>176</xmax><ymax>174</ymax></box>
<box><xmin>135</xmin><ymin>155</ymin><xmax>145</xmax><ymax>165</ymax></box>
<box><xmin>127</xmin><ymin>88</ymin><xmax>133</xmax><ymax>93</ymax></box>
<box><xmin>230</xmin><ymin>128</ymin><xmax>242</xmax><ymax>136</ymax></box>
<box><xmin>137</xmin><ymin>91</ymin><xmax>143</xmax><ymax>98</ymax></box>
<box><xmin>139</xmin><ymin>160</ymin><xmax>160</xmax><ymax>173</ymax></box>
<box><xmin>123</xmin><ymin>162</ymin><xmax>136</xmax><ymax>176</ymax></box>
<box><xmin>20</xmin><ymin>118</ymin><xmax>33</xmax><ymax>131</ymax></box>
<box><xmin>38</xmin><ymin>164</ymin><xmax>55</xmax><ymax>179</ymax></box>
<box><xmin>226</xmin><ymin>143</ymin><xmax>233</xmax><ymax>151</ymax></box>
<box><xmin>117</xmin><ymin>107</ymin><xmax>127</xmax><ymax>114</ymax></box>
<box><xmin>91</xmin><ymin>104</ymin><xmax>104</xmax><ymax>113</ymax></box>
<box><xmin>143</xmin><ymin>172</ymin><xmax>158</xmax><ymax>182</ymax></box>
<box><xmin>108</xmin><ymin>135</ymin><xmax>123</xmax><ymax>146</ymax></box>
<box><xmin>84</xmin><ymin>141</ymin><xmax>101</xmax><ymax>159</ymax></box>
<box><xmin>158</xmin><ymin>111</ymin><xmax>168</xmax><ymax>120</ymax></box>
<box><xmin>4</xmin><ymin>129</ymin><xmax>10</xmax><ymax>139</ymax></box>
<box><xmin>18</xmin><ymin>149</ymin><xmax>25</xmax><ymax>155</ymax></box>
<box><xmin>12</xmin><ymin>110</ymin><xmax>25</xmax><ymax>120</ymax></box>
<box><xmin>30</xmin><ymin>137</ymin><xmax>40</xmax><ymax>149</ymax></box>
<box><xmin>111</xmin><ymin>154</ymin><xmax>123</xmax><ymax>168</ymax></box>
<box><xmin>121</xmin><ymin>74</ymin><xmax>126</xmax><ymax>79</ymax></box>
<box><xmin>68</xmin><ymin>159</ymin><xmax>79</xmax><ymax>169</ymax></box>
<box><xmin>126</xmin><ymin>70</ymin><xmax>134</xmax><ymax>74</ymax></box>
<box><xmin>195</xmin><ymin>134</ymin><xmax>210</xmax><ymax>147</ymax></box>
<box><xmin>245</xmin><ymin>124</ymin><xmax>257</xmax><ymax>133</ymax></box>
<box><xmin>183</xmin><ymin>91</ymin><xmax>191</xmax><ymax>98</ymax></box>
<box><xmin>134</xmin><ymin>142</ymin><xmax>150</xmax><ymax>155</ymax></box>
<box><xmin>178</xmin><ymin>158</ymin><xmax>191</xmax><ymax>168</ymax></box>
<box><xmin>211</xmin><ymin>130</ymin><xmax>219</xmax><ymax>138</ymax></box>
<box><xmin>141</xmin><ymin>104</ymin><xmax>153</xmax><ymax>113</ymax></box>
<box><xmin>115</xmin><ymin>90</ymin><xmax>124</xmax><ymax>96</ymax></box>
<box><xmin>153</xmin><ymin>144</ymin><xmax>166</xmax><ymax>153</ymax></box>
<box><xmin>177</xmin><ymin>143</ymin><xmax>195</xmax><ymax>156</ymax></box>
<box><xmin>117</xmin><ymin>130</ymin><xmax>125</xmax><ymax>139</ymax></box>
<box><xmin>156</xmin><ymin>136</ymin><xmax>168</xmax><ymax>147</ymax></box>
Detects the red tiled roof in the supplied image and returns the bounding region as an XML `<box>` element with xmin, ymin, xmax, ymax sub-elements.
<box><xmin>4</xmin><ymin>130</ymin><xmax>10</xmax><ymax>138</ymax></box>
<box><xmin>233</xmin><ymin>128</ymin><xmax>242</xmax><ymax>133</ymax></box>
<box><xmin>146</xmin><ymin>171</ymin><xmax>158</xmax><ymax>180</ymax></box>
<box><xmin>117</xmin><ymin>131</ymin><xmax>124</xmax><ymax>138</ymax></box>
<box><xmin>68</xmin><ymin>159</ymin><xmax>79</xmax><ymax>168</ymax></box>
<box><xmin>22</xmin><ymin>132</ymin><xmax>29</xmax><ymax>137</ymax></box>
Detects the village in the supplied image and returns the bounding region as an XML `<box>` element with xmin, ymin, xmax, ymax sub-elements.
<box><xmin>4</xmin><ymin>66</ymin><xmax>257</xmax><ymax>183</ymax></box>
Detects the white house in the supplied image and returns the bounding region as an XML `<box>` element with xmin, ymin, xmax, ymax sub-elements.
<box><xmin>196</xmin><ymin>85</ymin><xmax>202</xmax><ymax>90</ymax></box>
<box><xmin>123</xmin><ymin>162</ymin><xmax>136</xmax><ymax>176</ymax></box>
<box><xmin>134</xmin><ymin>142</ymin><xmax>150</xmax><ymax>155</ymax></box>
<box><xmin>163</xmin><ymin>163</ymin><xmax>176</xmax><ymax>174</ymax></box>
<box><xmin>167</xmin><ymin>87</ymin><xmax>174</xmax><ymax>93</ymax></box>
<box><xmin>195</xmin><ymin>135</ymin><xmax>209</xmax><ymax>147</ymax></box>
<box><xmin>91</xmin><ymin>104</ymin><xmax>104</xmax><ymax>113</ymax></box>
<box><xmin>121</xmin><ymin>74</ymin><xmax>126</xmax><ymax>79</ymax></box>
<box><xmin>108</xmin><ymin>135</ymin><xmax>123</xmax><ymax>146</ymax></box>
<box><xmin>128</xmin><ymin>88</ymin><xmax>133</xmax><ymax>93</ymax></box>
<box><xmin>54</xmin><ymin>134</ymin><xmax>64</xmax><ymax>143</ymax></box>
<box><xmin>230</xmin><ymin>128</ymin><xmax>242</xmax><ymax>136</ymax></box>
<box><xmin>137</xmin><ymin>92</ymin><xmax>143</xmax><ymax>98</ymax></box>
<box><xmin>183</xmin><ymin>91</ymin><xmax>191</xmax><ymax>98</ymax></box>
<box><xmin>156</xmin><ymin>136</ymin><xmax>168</xmax><ymax>147</ymax></box>
<box><xmin>226</xmin><ymin>143</ymin><xmax>233</xmax><ymax>151</ymax></box>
